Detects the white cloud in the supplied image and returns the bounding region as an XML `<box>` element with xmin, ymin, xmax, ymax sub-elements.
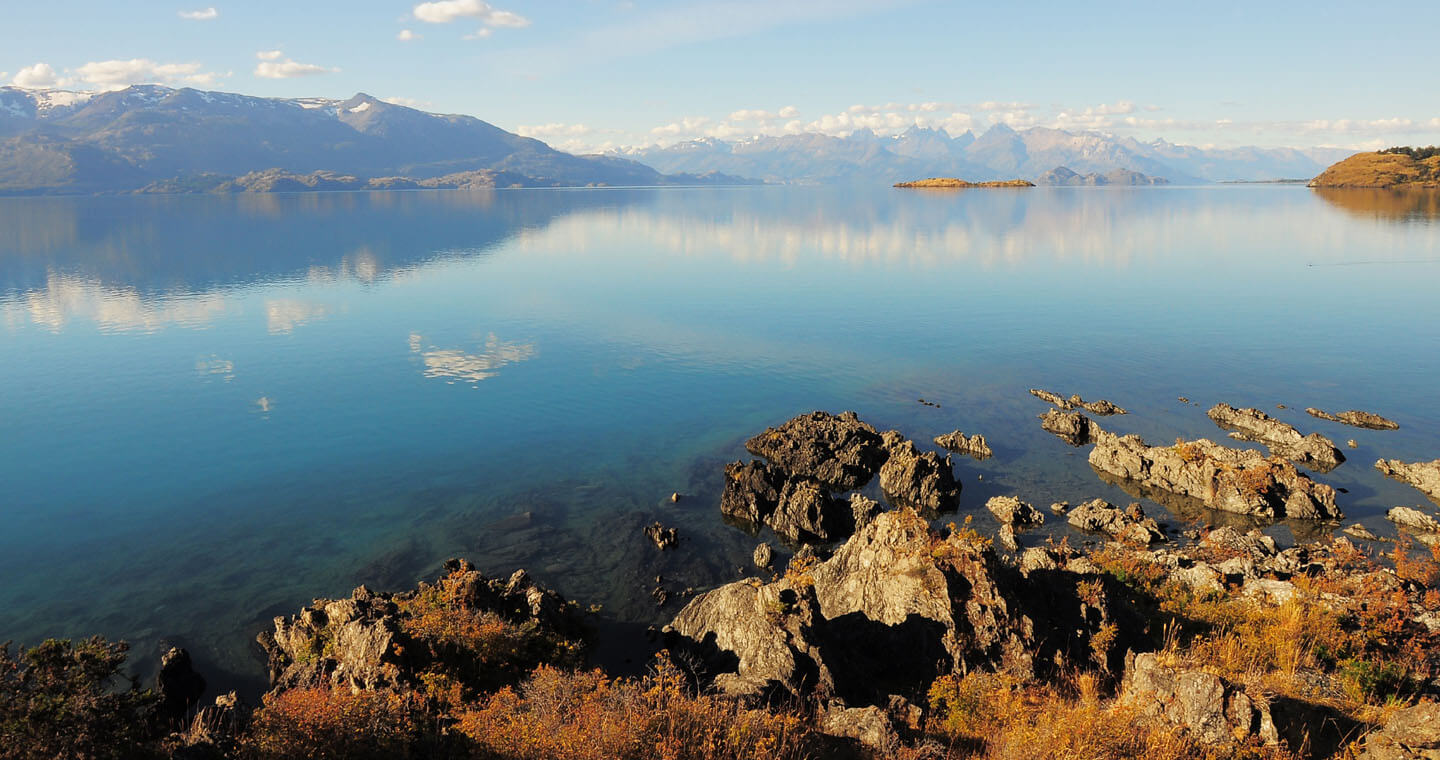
<box><xmin>253</xmin><ymin>51</ymin><xmax>337</xmax><ymax>79</ymax></box>
<box><xmin>463</xmin><ymin>27</ymin><xmax>493</xmax><ymax>40</ymax></box>
<box><xmin>397</xmin><ymin>29</ymin><xmax>421</xmax><ymax>41</ymax></box>
<box><xmin>12</xmin><ymin>63</ymin><xmax>64</xmax><ymax>89</ymax></box>
<box><xmin>517</xmin><ymin>122</ymin><xmax>593</xmax><ymax>138</ymax></box>
<box><xmin>75</xmin><ymin>59</ymin><xmax>223</xmax><ymax>90</ymax></box>
<box><xmin>382</xmin><ymin>95</ymin><xmax>431</xmax><ymax>108</ymax></box>
<box><xmin>178</xmin><ymin>7</ymin><xmax>218</xmax><ymax>20</ymax></box>
<box><xmin>651</xmin><ymin>116</ymin><xmax>712</xmax><ymax>136</ymax></box>
<box><xmin>412</xmin><ymin>0</ymin><xmax>529</xmax><ymax>29</ymax></box>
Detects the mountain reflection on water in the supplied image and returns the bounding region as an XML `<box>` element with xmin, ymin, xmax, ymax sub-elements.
<box><xmin>1</xmin><ymin>185</ymin><xmax>1438</xmax><ymax>698</ymax></box>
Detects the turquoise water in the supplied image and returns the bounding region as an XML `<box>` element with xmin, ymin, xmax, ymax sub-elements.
<box><xmin>2</xmin><ymin>185</ymin><xmax>1438</xmax><ymax>692</ymax></box>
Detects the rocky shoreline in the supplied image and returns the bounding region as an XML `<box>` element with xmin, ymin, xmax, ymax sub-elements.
<box><xmin>6</xmin><ymin>401</ymin><xmax>1440</xmax><ymax>759</ymax></box>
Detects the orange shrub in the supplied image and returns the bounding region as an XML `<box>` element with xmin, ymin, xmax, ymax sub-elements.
<box><xmin>243</xmin><ymin>686</ymin><xmax>422</xmax><ymax>760</ymax></box>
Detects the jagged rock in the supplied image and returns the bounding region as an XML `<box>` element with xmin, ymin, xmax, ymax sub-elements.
<box><xmin>985</xmin><ymin>496</ymin><xmax>1045</xmax><ymax>529</ymax></box>
<box><xmin>1377</xmin><ymin>459</ymin><xmax>1440</xmax><ymax>503</ymax></box>
<box><xmin>259</xmin><ymin>560</ymin><xmax>585</xmax><ymax>694</ymax></box>
<box><xmin>720</xmin><ymin>460</ymin><xmax>787</xmax><ymax>525</ymax></box>
<box><xmin>1040</xmin><ymin>409</ymin><xmax>1103</xmax><ymax>446</ymax></box>
<box><xmin>645</xmin><ymin>521</ymin><xmax>679</xmax><ymax>550</ymax></box>
<box><xmin>1344</xmin><ymin>523</ymin><xmax>1380</xmax><ymax>541</ymax></box>
<box><xmin>849</xmin><ymin>494</ymin><xmax>883</xmax><ymax>531</ymax></box>
<box><xmin>155</xmin><ymin>647</ymin><xmax>206</xmax><ymax>730</ymax></box>
<box><xmin>745</xmin><ymin>411</ymin><xmax>887</xmax><ymax>490</ymax></box>
<box><xmin>996</xmin><ymin>524</ymin><xmax>1019</xmax><ymax>551</ymax></box>
<box><xmin>1121</xmin><ymin>652</ymin><xmax>1279</xmax><ymax>746</ymax></box>
<box><xmin>878</xmin><ymin>431</ymin><xmax>960</xmax><ymax>512</ymax></box>
<box><xmin>933</xmin><ymin>430</ymin><xmax>992</xmax><ymax>460</ymax></box>
<box><xmin>819</xmin><ymin>702</ymin><xmax>902</xmax><ymax>753</ymax></box>
<box><xmin>769</xmin><ymin>478</ymin><xmax>836</xmax><ymax>543</ymax></box>
<box><xmin>1066</xmin><ymin>499</ymin><xmax>1166</xmax><ymax>545</ymax></box>
<box><xmin>178</xmin><ymin>691</ymin><xmax>246</xmax><ymax>754</ymax></box>
<box><xmin>1308</xmin><ymin>407</ymin><xmax>1400</xmax><ymax>431</ymax></box>
<box><xmin>1200</xmin><ymin>526</ymin><xmax>1277</xmax><ymax>561</ymax></box>
<box><xmin>1357</xmin><ymin>701</ymin><xmax>1440</xmax><ymax>759</ymax></box>
<box><xmin>1050</xmin><ymin>501</ymin><xmax>1069</xmax><ymax>514</ymax></box>
<box><xmin>666</xmin><ymin>508</ymin><xmax>1129</xmax><ymax>707</ymax></box>
<box><xmin>1387</xmin><ymin>507</ymin><xmax>1440</xmax><ymax>534</ymax></box>
<box><xmin>1207</xmin><ymin>403</ymin><xmax>1344</xmax><ymax>472</ymax></box>
<box><xmin>1030</xmin><ymin>388</ymin><xmax>1128</xmax><ymax>415</ymax></box>
<box><xmin>1349</xmin><ymin>440</ymin><xmax>1359</xmax><ymax>449</ymax></box>
<box><xmin>753</xmin><ymin>543</ymin><xmax>772</xmax><ymax>569</ymax></box>
<box><xmin>1089</xmin><ymin>433</ymin><xmax>1341</xmax><ymax>520</ymax></box>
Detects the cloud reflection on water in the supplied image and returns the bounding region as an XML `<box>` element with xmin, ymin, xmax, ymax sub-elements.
<box><xmin>1</xmin><ymin>274</ymin><xmax>228</xmax><ymax>333</ymax></box>
<box><xmin>410</xmin><ymin>331</ymin><xmax>538</xmax><ymax>384</ymax></box>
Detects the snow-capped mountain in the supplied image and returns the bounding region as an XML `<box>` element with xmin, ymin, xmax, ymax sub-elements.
<box><xmin>0</xmin><ymin>85</ymin><xmax>747</xmax><ymax>194</ymax></box>
<box><xmin>620</xmin><ymin>124</ymin><xmax>1353</xmax><ymax>184</ymax></box>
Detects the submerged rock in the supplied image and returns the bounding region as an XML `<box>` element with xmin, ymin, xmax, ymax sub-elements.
<box><xmin>1376</xmin><ymin>459</ymin><xmax>1440</xmax><ymax>503</ymax></box>
<box><xmin>1040</xmin><ymin>408</ymin><xmax>1104</xmax><ymax>446</ymax></box>
<box><xmin>1066</xmin><ymin>499</ymin><xmax>1166</xmax><ymax>545</ymax></box>
<box><xmin>1030</xmin><ymin>388</ymin><xmax>1128</xmax><ymax>415</ymax></box>
<box><xmin>1307</xmin><ymin>407</ymin><xmax>1400</xmax><ymax>431</ymax></box>
<box><xmin>645</xmin><ymin>521</ymin><xmax>679</xmax><ymax>550</ymax></box>
<box><xmin>933</xmin><ymin>430</ymin><xmax>993</xmax><ymax>460</ymax></box>
<box><xmin>1089</xmin><ymin>433</ymin><xmax>1342</xmax><ymax>520</ymax></box>
<box><xmin>878</xmin><ymin>431</ymin><xmax>961</xmax><ymax>512</ymax></box>
<box><xmin>744</xmin><ymin>411</ymin><xmax>887</xmax><ymax>491</ymax></box>
<box><xmin>985</xmin><ymin>495</ymin><xmax>1045</xmax><ymax>529</ymax></box>
<box><xmin>1207</xmin><ymin>403</ymin><xmax>1344</xmax><ymax>472</ymax></box>
<box><xmin>1343</xmin><ymin>523</ymin><xmax>1380</xmax><ymax>541</ymax></box>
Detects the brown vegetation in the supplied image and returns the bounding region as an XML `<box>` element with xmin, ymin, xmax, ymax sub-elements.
<box><xmin>894</xmin><ymin>178</ymin><xmax>1036</xmax><ymax>188</ymax></box>
<box><xmin>1308</xmin><ymin>149</ymin><xmax>1440</xmax><ymax>188</ymax></box>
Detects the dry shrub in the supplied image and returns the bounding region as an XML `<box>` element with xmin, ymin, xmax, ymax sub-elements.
<box><xmin>456</xmin><ymin>658</ymin><xmax>820</xmax><ymax>760</ymax></box>
<box><xmin>243</xmin><ymin>687</ymin><xmax>423</xmax><ymax>760</ymax></box>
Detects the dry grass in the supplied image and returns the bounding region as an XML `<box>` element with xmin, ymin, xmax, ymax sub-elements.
<box><xmin>1309</xmin><ymin>151</ymin><xmax>1440</xmax><ymax>188</ymax></box>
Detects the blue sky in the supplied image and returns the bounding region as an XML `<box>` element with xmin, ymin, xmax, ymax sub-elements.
<box><xmin>5</xmin><ymin>0</ymin><xmax>1439</xmax><ymax>151</ymax></box>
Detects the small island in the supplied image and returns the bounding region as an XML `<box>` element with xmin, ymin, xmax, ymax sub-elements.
<box><xmin>1308</xmin><ymin>146</ymin><xmax>1440</xmax><ymax>189</ymax></box>
<box><xmin>894</xmin><ymin>177</ymin><xmax>1035</xmax><ymax>188</ymax></box>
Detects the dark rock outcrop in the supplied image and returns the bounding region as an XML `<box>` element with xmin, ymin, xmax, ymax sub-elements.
<box><xmin>645</xmin><ymin>522</ymin><xmax>679</xmax><ymax>550</ymax></box>
<box><xmin>878</xmin><ymin>431</ymin><xmax>961</xmax><ymax>512</ymax></box>
<box><xmin>933</xmin><ymin>430</ymin><xmax>992</xmax><ymax>460</ymax></box>
<box><xmin>155</xmin><ymin>647</ymin><xmax>206</xmax><ymax>730</ymax></box>
<box><xmin>744</xmin><ymin>411</ymin><xmax>887</xmax><ymax>491</ymax></box>
<box><xmin>1066</xmin><ymin>499</ymin><xmax>1166</xmax><ymax>545</ymax></box>
<box><xmin>1207</xmin><ymin>403</ymin><xmax>1344</xmax><ymax>472</ymax></box>
<box><xmin>1040</xmin><ymin>409</ymin><xmax>1103</xmax><ymax>446</ymax></box>
<box><xmin>1376</xmin><ymin>459</ymin><xmax>1440</xmax><ymax>503</ymax></box>
<box><xmin>1030</xmin><ymin>388</ymin><xmax>1127</xmax><ymax>415</ymax></box>
<box><xmin>1089</xmin><ymin>433</ymin><xmax>1341</xmax><ymax>520</ymax></box>
<box><xmin>720</xmin><ymin>460</ymin><xmax>787</xmax><ymax>525</ymax></box>
<box><xmin>1307</xmin><ymin>407</ymin><xmax>1400</xmax><ymax>430</ymax></box>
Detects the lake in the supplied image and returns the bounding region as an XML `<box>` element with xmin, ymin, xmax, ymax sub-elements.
<box><xmin>1</xmin><ymin>185</ymin><xmax>1438</xmax><ymax>694</ymax></box>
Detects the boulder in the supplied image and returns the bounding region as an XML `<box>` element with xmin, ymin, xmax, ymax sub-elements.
<box><xmin>1308</xmin><ymin>407</ymin><xmax>1400</xmax><ymax>431</ymax></box>
<box><xmin>1387</xmin><ymin>506</ymin><xmax>1440</xmax><ymax>534</ymax></box>
<box><xmin>770</xmin><ymin>477</ymin><xmax>838</xmax><ymax>544</ymax></box>
<box><xmin>744</xmin><ymin>411</ymin><xmax>887</xmax><ymax>490</ymax></box>
<box><xmin>1089</xmin><ymin>433</ymin><xmax>1341</xmax><ymax>520</ymax></box>
<box><xmin>1040</xmin><ymin>409</ymin><xmax>1103</xmax><ymax>446</ymax></box>
<box><xmin>1377</xmin><ymin>459</ymin><xmax>1440</xmax><ymax>503</ymax></box>
<box><xmin>1120</xmin><ymin>652</ymin><xmax>1278</xmax><ymax>746</ymax></box>
<box><xmin>818</xmin><ymin>702</ymin><xmax>902</xmax><ymax>753</ymax></box>
<box><xmin>878</xmin><ymin>431</ymin><xmax>961</xmax><ymax>512</ymax></box>
<box><xmin>720</xmin><ymin>460</ymin><xmax>786</xmax><ymax>526</ymax></box>
<box><xmin>933</xmin><ymin>430</ymin><xmax>993</xmax><ymax>460</ymax></box>
<box><xmin>753</xmin><ymin>543</ymin><xmax>773</xmax><ymax>569</ymax></box>
<box><xmin>985</xmin><ymin>495</ymin><xmax>1045</xmax><ymax>529</ymax></box>
<box><xmin>1199</xmin><ymin>526</ymin><xmax>1277</xmax><ymax>561</ymax></box>
<box><xmin>1066</xmin><ymin>499</ymin><xmax>1166</xmax><ymax>545</ymax></box>
<box><xmin>1358</xmin><ymin>701</ymin><xmax>1440</xmax><ymax>759</ymax></box>
<box><xmin>1343</xmin><ymin>523</ymin><xmax>1380</xmax><ymax>541</ymax></box>
<box><xmin>1207</xmin><ymin>403</ymin><xmax>1344</xmax><ymax>472</ymax></box>
<box><xmin>645</xmin><ymin>521</ymin><xmax>679</xmax><ymax>550</ymax></box>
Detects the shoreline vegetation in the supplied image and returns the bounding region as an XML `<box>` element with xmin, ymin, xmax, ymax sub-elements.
<box><xmin>5</xmin><ymin>402</ymin><xmax>1439</xmax><ymax>759</ymax></box>
<box><xmin>1308</xmin><ymin>147</ymin><xmax>1440</xmax><ymax>189</ymax></box>
<box><xmin>894</xmin><ymin>178</ymin><xmax>1036</xmax><ymax>189</ymax></box>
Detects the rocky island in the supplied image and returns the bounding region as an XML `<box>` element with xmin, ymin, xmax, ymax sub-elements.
<box><xmin>894</xmin><ymin>177</ymin><xmax>1035</xmax><ymax>188</ymax></box>
<box><xmin>1308</xmin><ymin>147</ymin><xmax>1440</xmax><ymax>189</ymax></box>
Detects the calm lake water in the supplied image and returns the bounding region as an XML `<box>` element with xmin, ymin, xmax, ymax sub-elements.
<box><xmin>2</xmin><ymin>185</ymin><xmax>1438</xmax><ymax>693</ymax></box>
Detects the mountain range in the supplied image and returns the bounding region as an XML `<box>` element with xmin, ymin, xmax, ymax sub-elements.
<box><xmin>0</xmin><ymin>85</ymin><xmax>749</xmax><ymax>194</ymax></box>
<box><xmin>617</xmin><ymin>125</ymin><xmax>1354</xmax><ymax>185</ymax></box>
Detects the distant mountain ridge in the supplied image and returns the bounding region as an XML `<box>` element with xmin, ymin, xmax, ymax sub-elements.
<box><xmin>618</xmin><ymin>124</ymin><xmax>1352</xmax><ymax>185</ymax></box>
<box><xmin>0</xmin><ymin>85</ymin><xmax>752</xmax><ymax>194</ymax></box>
<box><xmin>1036</xmin><ymin>166</ymin><xmax>1169</xmax><ymax>186</ymax></box>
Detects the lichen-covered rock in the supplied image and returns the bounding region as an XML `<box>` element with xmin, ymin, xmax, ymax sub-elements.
<box><xmin>1357</xmin><ymin>701</ymin><xmax>1440</xmax><ymax>759</ymax></box>
<box><xmin>1040</xmin><ymin>408</ymin><xmax>1103</xmax><ymax>446</ymax></box>
<box><xmin>1207</xmin><ymin>403</ymin><xmax>1344</xmax><ymax>472</ymax></box>
<box><xmin>1089</xmin><ymin>433</ymin><xmax>1341</xmax><ymax>520</ymax></box>
<box><xmin>1066</xmin><ymin>499</ymin><xmax>1166</xmax><ymax>545</ymax></box>
<box><xmin>744</xmin><ymin>411</ymin><xmax>887</xmax><ymax>491</ymax></box>
<box><xmin>985</xmin><ymin>495</ymin><xmax>1045</xmax><ymax>529</ymax></box>
<box><xmin>878</xmin><ymin>431</ymin><xmax>960</xmax><ymax>512</ymax></box>
<box><xmin>933</xmin><ymin>430</ymin><xmax>992</xmax><ymax>460</ymax></box>
<box><xmin>1120</xmin><ymin>652</ymin><xmax>1279</xmax><ymax>747</ymax></box>
<box><xmin>1308</xmin><ymin>407</ymin><xmax>1400</xmax><ymax>431</ymax></box>
<box><xmin>1377</xmin><ymin>459</ymin><xmax>1440</xmax><ymax>503</ymax></box>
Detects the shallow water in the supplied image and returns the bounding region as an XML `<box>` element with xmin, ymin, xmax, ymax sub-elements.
<box><xmin>1</xmin><ymin>185</ymin><xmax>1438</xmax><ymax>693</ymax></box>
